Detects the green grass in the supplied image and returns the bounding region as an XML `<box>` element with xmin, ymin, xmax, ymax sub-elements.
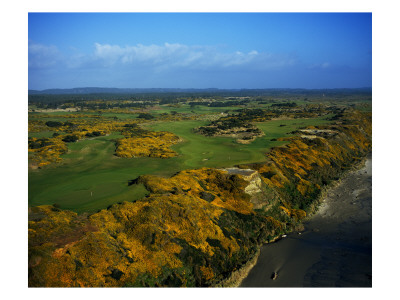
<box><xmin>28</xmin><ymin>133</ymin><xmax>184</xmax><ymax>214</ymax></box>
<box><xmin>146</xmin><ymin>120</ymin><xmax>272</xmax><ymax>169</ymax></box>
<box><xmin>147</xmin><ymin>115</ymin><xmax>333</xmax><ymax>169</ymax></box>
<box><xmin>153</xmin><ymin>104</ymin><xmax>243</xmax><ymax>115</ymax></box>
<box><xmin>29</xmin><ymin>115</ymin><xmax>333</xmax><ymax>213</ymax></box>
<box><xmin>99</xmin><ymin>112</ymin><xmax>139</xmax><ymax>119</ymax></box>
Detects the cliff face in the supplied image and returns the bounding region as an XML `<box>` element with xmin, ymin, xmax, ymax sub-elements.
<box><xmin>28</xmin><ymin>109</ymin><xmax>371</xmax><ymax>287</ymax></box>
<box><xmin>223</xmin><ymin>167</ymin><xmax>275</xmax><ymax>210</ymax></box>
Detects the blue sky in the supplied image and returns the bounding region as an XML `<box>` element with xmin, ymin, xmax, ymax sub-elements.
<box><xmin>28</xmin><ymin>13</ymin><xmax>372</xmax><ymax>90</ymax></box>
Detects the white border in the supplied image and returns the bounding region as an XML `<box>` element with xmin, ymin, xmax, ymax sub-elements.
<box><xmin>2</xmin><ymin>1</ymin><xmax>398</xmax><ymax>299</ymax></box>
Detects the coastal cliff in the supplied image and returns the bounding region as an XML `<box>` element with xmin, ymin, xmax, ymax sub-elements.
<box><xmin>28</xmin><ymin>109</ymin><xmax>371</xmax><ymax>287</ymax></box>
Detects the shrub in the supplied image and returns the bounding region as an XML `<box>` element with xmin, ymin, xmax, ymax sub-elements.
<box><xmin>62</xmin><ymin>134</ymin><xmax>79</xmax><ymax>143</ymax></box>
<box><xmin>45</xmin><ymin>121</ymin><xmax>63</xmax><ymax>127</ymax></box>
<box><xmin>137</xmin><ymin>113</ymin><xmax>155</xmax><ymax>120</ymax></box>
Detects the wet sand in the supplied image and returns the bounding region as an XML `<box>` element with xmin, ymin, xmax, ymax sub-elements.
<box><xmin>240</xmin><ymin>155</ymin><xmax>372</xmax><ymax>287</ymax></box>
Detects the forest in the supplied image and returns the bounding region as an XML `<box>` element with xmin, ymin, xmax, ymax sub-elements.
<box><xmin>28</xmin><ymin>90</ymin><xmax>372</xmax><ymax>287</ymax></box>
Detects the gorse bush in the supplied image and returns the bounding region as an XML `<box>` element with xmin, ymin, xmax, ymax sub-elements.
<box><xmin>115</xmin><ymin>131</ymin><xmax>181</xmax><ymax>158</ymax></box>
<box><xmin>62</xmin><ymin>134</ymin><xmax>79</xmax><ymax>143</ymax></box>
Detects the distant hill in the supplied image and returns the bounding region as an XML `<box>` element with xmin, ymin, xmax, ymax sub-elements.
<box><xmin>28</xmin><ymin>87</ymin><xmax>223</xmax><ymax>95</ymax></box>
<box><xmin>28</xmin><ymin>87</ymin><xmax>371</xmax><ymax>96</ymax></box>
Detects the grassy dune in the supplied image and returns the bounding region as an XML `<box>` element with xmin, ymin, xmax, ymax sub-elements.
<box><xmin>28</xmin><ymin>116</ymin><xmax>332</xmax><ymax>213</ymax></box>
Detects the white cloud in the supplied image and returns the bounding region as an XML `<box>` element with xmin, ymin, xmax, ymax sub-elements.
<box><xmin>28</xmin><ymin>41</ymin><xmax>61</xmax><ymax>68</ymax></box>
<box><xmin>28</xmin><ymin>41</ymin><xmax>297</xmax><ymax>73</ymax></box>
<box><xmin>93</xmin><ymin>42</ymin><xmax>190</xmax><ymax>66</ymax></box>
<box><xmin>89</xmin><ymin>42</ymin><xmax>295</xmax><ymax>71</ymax></box>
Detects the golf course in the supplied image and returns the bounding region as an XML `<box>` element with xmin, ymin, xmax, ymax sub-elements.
<box><xmin>28</xmin><ymin>112</ymin><xmax>332</xmax><ymax>214</ymax></box>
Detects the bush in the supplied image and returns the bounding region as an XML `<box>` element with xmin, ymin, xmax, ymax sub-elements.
<box><xmin>62</xmin><ymin>134</ymin><xmax>79</xmax><ymax>143</ymax></box>
<box><xmin>28</xmin><ymin>138</ymin><xmax>53</xmax><ymax>149</ymax></box>
<box><xmin>85</xmin><ymin>131</ymin><xmax>103</xmax><ymax>137</ymax></box>
<box><xmin>137</xmin><ymin>113</ymin><xmax>155</xmax><ymax>120</ymax></box>
<box><xmin>45</xmin><ymin>121</ymin><xmax>63</xmax><ymax>127</ymax></box>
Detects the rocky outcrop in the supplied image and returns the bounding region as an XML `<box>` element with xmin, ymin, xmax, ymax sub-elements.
<box><xmin>224</xmin><ymin>168</ymin><xmax>262</xmax><ymax>201</ymax></box>
<box><xmin>223</xmin><ymin>167</ymin><xmax>280</xmax><ymax>210</ymax></box>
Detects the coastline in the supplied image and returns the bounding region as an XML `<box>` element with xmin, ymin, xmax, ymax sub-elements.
<box><xmin>223</xmin><ymin>153</ymin><xmax>372</xmax><ymax>287</ymax></box>
<box><xmin>216</xmin><ymin>236</ymin><xmax>282</xmax><ymax>287</ymax></box>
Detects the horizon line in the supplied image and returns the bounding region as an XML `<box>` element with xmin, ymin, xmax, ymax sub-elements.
<box><xmin>29</xmin><ymin>86</ymin><xmax>373</xmax><ymax>92</ymax></box>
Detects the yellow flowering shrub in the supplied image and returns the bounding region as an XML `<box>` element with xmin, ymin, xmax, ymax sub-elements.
<box><xmin>115</xmin><ymin>131</ymin><xmax>181</xmax><ymax>158</ymax></box>
<box><xmin>138</xmin><ymin>168</ymin><xmax>254</xmax><ymax>215</ymax></box>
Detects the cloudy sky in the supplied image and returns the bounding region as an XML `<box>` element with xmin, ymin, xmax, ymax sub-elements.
<box><xmin>28</xmin><ymin>13</ymin><xmax>372</xmax><ymax>90</ymax></box>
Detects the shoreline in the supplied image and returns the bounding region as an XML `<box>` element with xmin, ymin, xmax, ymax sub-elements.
<box><xmin>216</xmin><ymin>235</ymin><xmax>282</xmax><ymax>287</ymax></box>
<box><xmin>220</xmin><ymin>153</ymin><xmax>372</xmax><ymax>287</ymax></box>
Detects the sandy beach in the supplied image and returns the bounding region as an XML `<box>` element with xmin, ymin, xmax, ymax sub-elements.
<box><xmin>240</xmin><ymin>155</ymin><xmax>372</xmax><ymax>287</ymax></box>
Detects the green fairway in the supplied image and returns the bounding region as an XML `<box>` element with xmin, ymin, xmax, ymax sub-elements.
<box><xmin>147</xmin><ymin>116</ymin><xmax>333</xmax><ymax>169</ymax></box>
<box><xmin>146</xmin><ymin>120</ymin><xmax>275</xmax><ymax>169</ymax></box>
<box><xmin>28</xmin><ymin>133</ymin><xmax>183</xmax><ymax>213</ymax></box>
<box><xmin>28</xmin><ymin>115</ymin><xmax>332</xmax><ymax>213</ymax></box>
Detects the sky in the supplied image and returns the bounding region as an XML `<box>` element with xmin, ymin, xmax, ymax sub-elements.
<box><xmin>28</xmin><ymin>13</ymin><xmax>372</xmax><ymax>90</ymax></box>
